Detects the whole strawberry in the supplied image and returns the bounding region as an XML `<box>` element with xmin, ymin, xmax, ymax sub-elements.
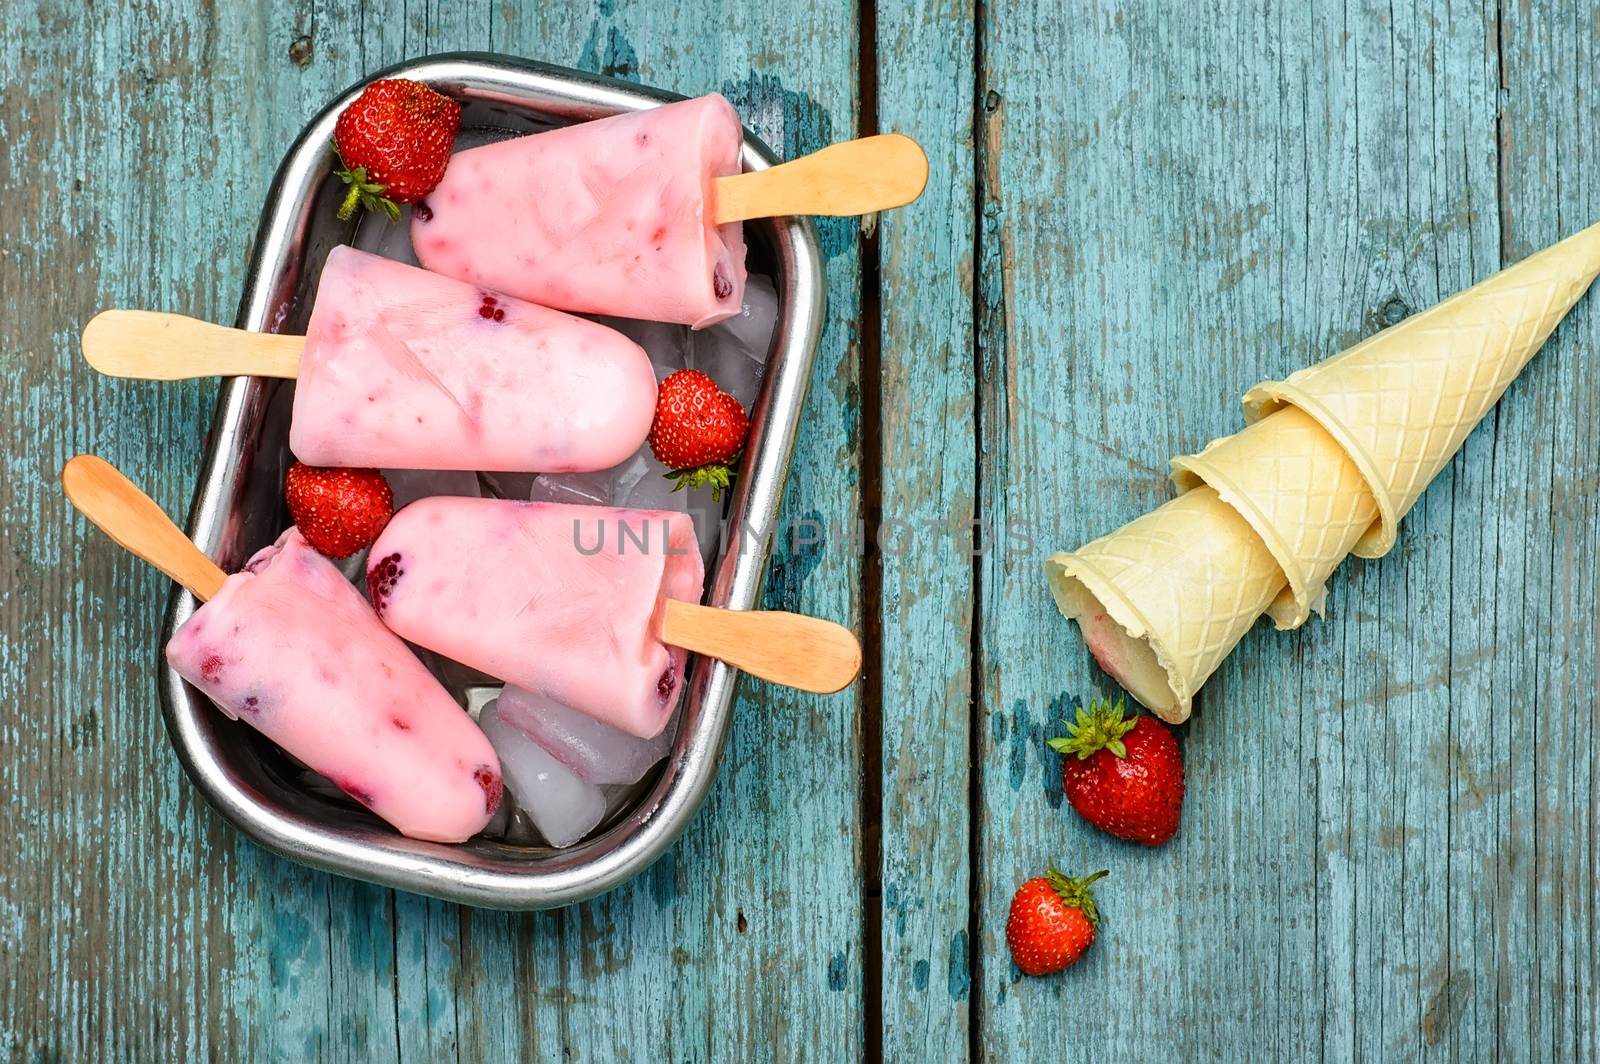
<box><xmin>1048</xmin><ymin>695</ymin><xmax>1184</xmax><ymax>846</ymax></box>
<box><xmin>1006</xmin><ymin>868</ymin><xmax>1107</xmax><ymax>976</ymax></box>
<box><xmin>647</xmin><ymin>369</ymin><xmax>749</xmax><ymax>499</ymax></box>
<box><xmin>333</xmin><ymin>79</ymin><xmax>461</xmax><ymax>220</ymax></box>
<box><xmin>284</xmin><ymin>462</ymin><xmax>394</xmax><ymax>559</ymax></box>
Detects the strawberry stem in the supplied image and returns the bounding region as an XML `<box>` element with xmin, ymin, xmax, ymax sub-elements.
<box><xmin>1044</xmin><ymin>867</ymin><xmax>1109</xmax><ymax>927</ymax></box>
<box><xmin>337</xmin><ymin>181</ymin><xmax>365</xmax><ymax>221</ymax></box>
<box><xmin>1046</xmin><ymin>695</ymin><xmax>1137</xmax><ymax>760</ymax></box>
<box><xmin>330</xmin><ymin>152</ymin><xmax>399</xmax><ymax>222</ymax></box>
<box><xmin>663</xmin><ymin>461</ymin><xmax>737</xmax><ymax>502</ymax></box>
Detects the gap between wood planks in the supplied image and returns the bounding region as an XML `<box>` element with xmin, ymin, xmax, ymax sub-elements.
<box><xmin>855</xmin><ymin>0</ymin><xmax>886</xmax><ymax>1057</ymax></box>
<box><xmin>966</xmin><ymin>2</ymin><xmax>989</xmax><ymax>1059</ymax></box>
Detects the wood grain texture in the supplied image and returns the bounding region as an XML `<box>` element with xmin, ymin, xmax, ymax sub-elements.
<box><xmin>873</xmin><ymin>0</ymin><xmax>978</xmax><ymax>1056</ymax></box>
<box><xmin>5</xmin><ymin>0</ymin><xmax>1598</xmax><ymax>1060</ymax></box>
<box><xmin>976</xmin><ymin>1</ymin><xmax>1595</xmax><ymax>1061</ymax></box>
<box><xmin>81</xmin><ymin>310</ymin><xmax>305</xmax><ymax>381</ymax></box>
<box><xmin>659</xmin><ymin>601</ymin><xmax>863</xmax><ymax>695</ymax></box>
<box><xmin>713</xmin><ymin>133</ymin><xmax>928</xmax><ymax>222</ymax></box>
<box><xmin>3</xmin><ymin>2</ymin><xmax>863</xmax><ymax>1061</ymax></box>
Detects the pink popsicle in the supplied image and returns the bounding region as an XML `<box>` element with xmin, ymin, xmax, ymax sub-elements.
<box><xmin>366</xmin><ymin>497</ymin><xmax>705</xmax><ymax>739</ymax></box>
<box><xmin>290</xmin><ymin>246</ymin><xmax>658</xmax><ymax>471</ymax></box>
<box><xmin>411</xmin><ymin>94</ymin><xmax>748</xmax><ymax>329</ymax></box>
<box><xmin>166</xmin><ymin>528</ymin><xmax>503</xmax><ymax>843</ymax></box>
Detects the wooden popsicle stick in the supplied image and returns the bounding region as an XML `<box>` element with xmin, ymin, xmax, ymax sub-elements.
<box><xmin>82</xmin><ymin>310</ymin><xmax>304</xmax><ymax>380</ymax></box>
<box><xmin>60</xmin><ymin>455</ymin><xmax>227</xmax><ymax>601</ymax></box>
<box><xmin>713</xmin><ymin>133</ymin><xmax>929</xmax><ymax>223</ymax></box>
<box><xmin>659</xmin><ymin>599</ymin><xmax>861</xmax><ymax>694</ymax></box>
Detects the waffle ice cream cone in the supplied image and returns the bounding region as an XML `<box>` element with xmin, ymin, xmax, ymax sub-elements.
<box><xmin>1243</xmin><ymin>221</ymin><xmax>1600</xmax><ymax>558</ymax></box>
<box><xmin>1171</xmin><ymin>407</ymin><xmax>1379</xmax><ymax>630</ymax></box>
<box><xmin>1045</xmin><ymin>486</ymin><xmax>1288</xmax><ymax>723</ymax></box>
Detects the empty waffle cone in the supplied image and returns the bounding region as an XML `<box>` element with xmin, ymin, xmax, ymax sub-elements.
<box><xmin>1171</xmin><ymin>407</ymin><xmax>1379</xmax><ymax>630</ymax></box>
<box><xmin>1045</xmin><ymin>486</ymin><xmax>1288</xmax><ymax>723</ymax></box>
<box><xmin>1244</xmin><ymin>221</ymin><xmax>1600</xmax><ymax>558</ymax></box>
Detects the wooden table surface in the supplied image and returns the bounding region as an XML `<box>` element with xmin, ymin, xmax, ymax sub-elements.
<box><xmin>4</xmin><ymin>2</ymin><xmax>1597</xmax><ymax>1060</ymax></box>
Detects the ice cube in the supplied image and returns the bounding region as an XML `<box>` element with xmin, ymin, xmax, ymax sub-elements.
<box><xmin>383</xmin><ymin>468</ymin><xmax>482</xmax><ymax>510</ymax></box>
<box><xmin>469</xmin><ymin>759</ymin><xmax>542</xmax><ymax>844</ymax></box>
<box><xmin>478</xmin><ymin>470</ymin><xmax>539</xmax><ymax>501</ymax></box>
<box><xmin>591</xmin><ymin>315</ymin><xmax>690</xmax><ymax>380</ymax></box>
<box><xmin>530</xmin><ymin>470</ymin><xmax>613</xmax><ymax>506</ymax></box>
<box><xmin>464</xmin><ymin>685</ymin><xmax>501</xmax><ymax>721</ymax></box>
<box><xmin>480</xmin><ymin>790</ymin><xmax>513</xmax><ymax>838</ymax></box>
<box><xmin>496</xmin><ymin>684</ymin><xmax>677</xmax><ymax>786</ymax></box>
<box><xmin>687</xmin><ymin>274</ymin><xmax>777</xmax><ymax>411</ymax></box>
<box><xmin>499</xmin><ymin>806</ymin><xmax>544</xmax><ymax>846</ymax></box>
<box><xmin>611</xmin><ymin>448</ymin><xmax>723</xmax><ymax>563</ymax></box>
<box><xmin>351</xmin><ymin>208</ymin><xmax>422</xmax><ymax>266</ymax></box>
<box><xmin>479</xmin><ymin>698</ymin><xmax>606</xmax><ymax>848</ymax></box>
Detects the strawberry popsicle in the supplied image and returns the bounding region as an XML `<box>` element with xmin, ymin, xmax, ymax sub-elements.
<box><xmin>166</xmin><ymin>527</ymin><xmax>503</xmax><ymax>843</ymax></box>
<box><xmin>411</xmin><ymin>94</ymin><xmax>748</xmax><ymax>329</ymax></box>
<box><xmin>366</xmin><ymin>497</ymin><xmax>705</xmax><ymax>739</ymax></box>
<box><xmin>290</xmin><ymin>246</ymin><xmax>658</xmax><ymax>471</ymax></box>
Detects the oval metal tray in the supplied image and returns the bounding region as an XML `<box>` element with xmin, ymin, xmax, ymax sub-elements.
<box><xmin>157</xmin><ymin>53</ymin><xmax>825</xmax><ymax>908</ymax></box>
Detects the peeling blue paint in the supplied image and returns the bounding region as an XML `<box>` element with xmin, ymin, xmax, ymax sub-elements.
<box><xmin>1040</xmin><ymin>691</ymin><xmax>1073</xmax><ymax>809</ymax></box>
<box><xmin>648</xmin><ymin>847</ymin><xmax>678</xmax><ymax>907</ymax></box>
<box><xmin>1007</xmin><ymin>699</ymin><xmax>1031</xmax><ymax>791</ymax></box>
<box><xmin>763</xmin><ymin>507</ymin><xmax>825</xmax><ymax>611</ymax></box>
<box><xmin>826</xmin><ymin>950</ymin><xmax>848</xmax><ymax>991</ymax></box>
<box><xmin>577</xmin><ymin>23</ymin><xmax>639</xmax><ymax>82</ymax></box>
<box><xmin>947</xmin><ymin>930</ymin><xmax>969</xmax><ymax>1001</ymax></box>
<box><xmin>268</xmin><ymin>909</ymin><xmax>312</xmax><ymax>988</ymax></box>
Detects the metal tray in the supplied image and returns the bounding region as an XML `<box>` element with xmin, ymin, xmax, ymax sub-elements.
<box><xmin>157</xmin><ymin>53</ymin><xmax>825</xmax><ymax>908</ymax></box>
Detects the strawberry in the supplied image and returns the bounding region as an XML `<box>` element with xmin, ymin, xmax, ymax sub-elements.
<box><xmin>1005</xmin><ymin>868</ymin><xmax>1107</xmax><ymax>976</ymax></box>
<box><xmin>284</xmin><ymin>463</ymin><xmax>394</xmax><ymax>559</ymax></box>
<box><xmin>647</xmin><ymin>369</ymin><xmax>750</xmax><ymax>499</ymax></box>
<box><xmin>1048</xmin><ymin>695</ymin><xmax>1184</xmax><ymax>846</ymax></box>
<box><xmin>333</xmin><ymin>79</ymin><xmax>461</xmax><ymax>221</ymax></box>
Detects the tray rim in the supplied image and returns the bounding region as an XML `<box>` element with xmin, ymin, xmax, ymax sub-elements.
<box><xmin>155</xmin><ymin>52</ymin><xmax>827</xmax><ymax>909</ymax></box>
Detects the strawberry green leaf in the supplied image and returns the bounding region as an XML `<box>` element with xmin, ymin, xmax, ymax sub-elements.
<box><xmin>1044</xmin><ymin>867</ymin><xmax>1109</xmax><ymax>927</ymax></box>
<box><xmin>1048</xmin><ymin>695</ymin><xmax>1137</xmax><ymax>760</ymax></box>
<box><xmin>662</xmin><ymin>460</ymin><xmax>738</xmax><ymax>502</ymax></box>
<box><xmin>332</xmin><ymin>158</ymin><xmax>400</xmax><ymax>221</ymax></box>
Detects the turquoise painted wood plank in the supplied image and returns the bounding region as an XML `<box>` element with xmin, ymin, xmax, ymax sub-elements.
<box><xmin>873</xmin><ymin>0</ymin><xmax>978</xmax><ymax>1055</ymax></box>
<box><xmin>8</xmin><ymin>0</ymin><xmax>1599</xmax><ymax>1059</ymax></box>
<box><xmin>976</xmin><ymin>0</ymin><xmax>1594</xmax><ymax>1060</ymax></box>
<box><xmin>1468</xmin><ymin>2</ymin><xmax>1598</xmax><ymax>1056</ymax></box>
<box><xmin>4</xmin><ymin>2</ymin><xmax>290</xmax><ymax>1060</ymax></box>
<box><xmin>1</xmin><ymin>2</ymin><xmax>864</xmax><ymax>1060</ymax></box>
<box><xmin>1272</xmin><ymin>5</ymin><xmax>1500</xmax><ymax>1058</ymax></box>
